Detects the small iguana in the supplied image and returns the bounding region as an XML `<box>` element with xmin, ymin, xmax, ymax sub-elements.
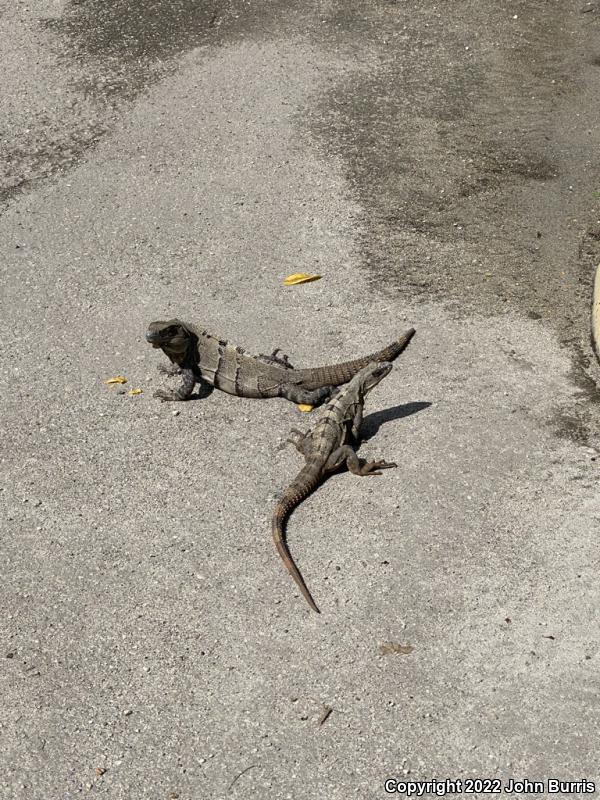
<box><xmin>272</xmin><ymin>361</ymin><xmax>397</xmax><ymax>613</ymax></box>
<box><xmin>146</xmin><ymin>319</ymin><xmax>415</xmax><ymax>407</ymax></box>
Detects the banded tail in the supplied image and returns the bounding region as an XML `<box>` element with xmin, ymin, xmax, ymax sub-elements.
<box><xmin>296</xmin><ymin>327</ymin><xmax>415</xmax><ymax>390</ymax></box>
<box><xmin>271</xmin><ymin>465</ymin><xmax>323</xmax><ymax>613</ymax></box>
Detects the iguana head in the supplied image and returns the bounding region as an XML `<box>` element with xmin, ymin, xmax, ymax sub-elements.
<box><xmin>145</xmin><ymin>319</ymin><xmax>194</xmax><ymax>364</ymax></box>
<box><xmin>358</xmin><ymin>361</ymin><xmax>393</xmax><ymax>397</ymax></box>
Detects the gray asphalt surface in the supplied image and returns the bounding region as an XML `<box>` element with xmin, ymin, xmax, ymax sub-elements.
<box><xmin>2</xmin><ymin>1</ymin><xmax>600</xmax><ymax>798</ymax></box>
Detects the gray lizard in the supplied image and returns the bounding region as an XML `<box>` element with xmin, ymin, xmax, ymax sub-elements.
<box><xmin>272</xmin><ymin>361</ymin><xmax>397</xmax><ymax>613</ymax></box>
<box><xmin>146</xmin><ymin>319</ymin><xmax>415</xmax><ymax>408</ymax></box>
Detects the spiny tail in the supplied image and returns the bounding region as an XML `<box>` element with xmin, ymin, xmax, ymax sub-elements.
<box><xmin>272</xmin><ymin>464</ymin><xmax>323</xmax><ymax>613</ymax></box>
<box><xmin>296</xmin><ymin>327</ymin><xmax>416</xmax><ymax>390</ymax></box>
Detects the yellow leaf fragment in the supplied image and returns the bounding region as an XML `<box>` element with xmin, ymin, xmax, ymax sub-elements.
<box><xmin>297</xmin><ymin>404</ymin><xmax>314</xmax><ymax>412</ymax></box>
<box><xmin>283</xmin><ymin>272</ymin><xmax>322</xmax><ymax>286</ymax></box>
<box><xmin>105</xmin><ymin>376</ymin><xmax>127</xmax><ymax>385</ymax></box>
<box><xmin>127</xmin><ymin>388</ymin><xmax>143</xmax><ymax>396</ymax></box>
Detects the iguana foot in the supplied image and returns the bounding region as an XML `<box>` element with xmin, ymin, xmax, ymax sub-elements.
<box><xmin>344</xmin><ymin>450</ymin><xmax>397</xmax><ymax>476</ymax></box>
<box><xmin>361</xmin><ymin>459</ymin><xmax>397</xmax><ymax>476</ymax></box>
<box><xmin>153</xmin><ymin>388</ymin><xmax>188</xmax><ymax>402</ymax></box>
<box><xmin>158</xmin><ymin>364</ymin><xmax>182</xmax><ymax>376</ymax></box>
<box><xmin>257</xmin><ymin>348</ymin><xmax>295</xmax><ymax>369</ymax></box>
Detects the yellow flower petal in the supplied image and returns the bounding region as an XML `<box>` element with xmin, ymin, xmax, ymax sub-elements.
<box><xmin>127</xmin><ymin>388</ymin><xmax>143</xmax><ymax>396</ymax></box>
<box><xmin>105</xmin><ymin>376</ymin><xmax>128</xmax><ymax>385</ymax></box>
<box><xmin>297</xmin><ymin>403</ymin><xmax>314</xmax><ymax>412</ymax></box>
<box><xmin>283</xmin><ymin>272</ymin><xmax>322</xmax><ymax>286</ymax></box>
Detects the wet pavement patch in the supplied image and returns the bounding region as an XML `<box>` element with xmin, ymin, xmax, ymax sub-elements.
<box><xmin>304</xmin><ymin>1</ymin><xmax>600</xmax><ymax>443</ymax></box>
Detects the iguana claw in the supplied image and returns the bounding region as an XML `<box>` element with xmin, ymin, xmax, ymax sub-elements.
<box><xmin>157</xmin><ymin>364</ymin><xmax>182</xmax><ymax>376</ymax></box>
<box><xmin>257</xmin><ymin>348</ymin><xmax>295</xmax><ymax>369</ymax></box>
<box><xmin>153</xmin><ymin>389</ymin><xmax>185</xmax><ymax>402</ymax></box>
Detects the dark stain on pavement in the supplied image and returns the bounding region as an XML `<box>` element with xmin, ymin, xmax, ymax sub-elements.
<box><xmin>2</xmin><ymin>0</ymin><xmax>284</xmax><ymax>209</ymax></box>
<box><xmin>43</xmin><ymin>0</ymin><xmax>295</xmax><ymax>69</ymax></box>
<box><xmin>45</xmin><ymin>0</ymin><xmax>232</xmax><ymax>63</ymax></box>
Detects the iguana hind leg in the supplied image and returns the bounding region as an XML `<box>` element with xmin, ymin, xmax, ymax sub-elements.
<box><xmin>279</xmin><ymin>384</ymin><xmax>333</xmax><ymax>407</ymax></box>
<box><xmin>356</xmin><ymin>459</ymin><xmax>397</xmax><ymax>475</ymax></box>
<box><xmin>326</xmin><ymin>445</ymin><xmax>397</xmax><ymax>476</ymax></box>
<box><xmin>348</xmin><ymin>454</ymin><xmax>397</xmax><ymax>476</ymax></box>
<box><xmin>287</xmin><ymin>428</ymin><xmax>312</xmax><ymax>456</ymax></box>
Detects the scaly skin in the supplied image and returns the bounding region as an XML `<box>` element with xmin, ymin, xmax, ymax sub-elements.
<box><xmin>146</xmin><ymin>319</ymin><xmax>415</xmax><ymax>407</ymax></box>
<box><xmin>272</xmin><ymin>361</ymin><xmax>397</xmax><ymax>613</ymax></box>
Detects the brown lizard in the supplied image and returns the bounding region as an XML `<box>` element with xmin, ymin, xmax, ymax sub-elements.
<box><xmin>146</xmin><ymin>319</ymin><xmax>415</xmax><ymax>408</ymax></box>
<box><xmin>272</xmin><ymin>361</ymin><xmax>397</xmax><ymax>613</ymax></box>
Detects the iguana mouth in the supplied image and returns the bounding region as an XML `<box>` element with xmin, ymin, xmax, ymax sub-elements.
<box><xmin>145</xmin><ymin>331</ymin><xmax>165</xmax><ymax>348</ymax></box>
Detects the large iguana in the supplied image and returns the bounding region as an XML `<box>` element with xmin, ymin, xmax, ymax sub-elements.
<box><xmin>272</xmin><ymin>361</ymin><xmax>397</xmax><ymax>613</ymax></box>
<box><xmin>146</xmin><ymin>319</ymin><xmax>415</xmax><ymax>407</ymax></box>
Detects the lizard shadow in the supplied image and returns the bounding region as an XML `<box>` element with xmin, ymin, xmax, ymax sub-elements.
<box><xmin>360</xmin><ymin>401</ymin><xmax>432</xmax><ymax>441</ymax></box>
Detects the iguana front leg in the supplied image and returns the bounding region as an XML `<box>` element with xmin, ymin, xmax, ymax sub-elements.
<box><xmin>350</xmin><ymin>404</ymin><xmax>364</xmax><ymax>440</ymax></box>
<box><xmin>153</xmin><ymin>367</ymin><xmax>196</xmax><ymax>401</ymax></box>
